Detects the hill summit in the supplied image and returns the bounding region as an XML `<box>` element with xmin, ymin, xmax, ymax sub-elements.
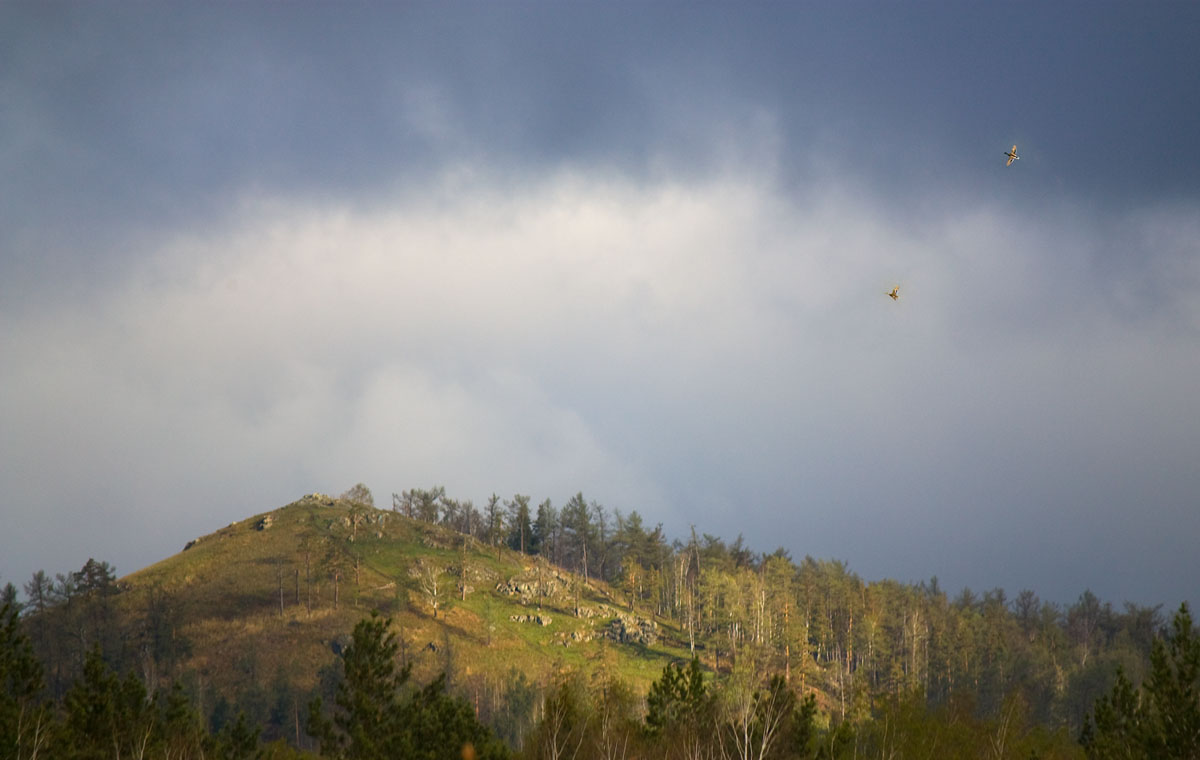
<box><xmin>118</xmin><ymin>494</ymin><xmax>685</xmax><ymax>702</ymax></box>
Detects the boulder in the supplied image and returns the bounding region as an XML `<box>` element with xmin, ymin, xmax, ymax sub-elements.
<box><xmin>606</xmin><ymin>612</ymin><xmax>658</xmax><ymax>645</ymax></box>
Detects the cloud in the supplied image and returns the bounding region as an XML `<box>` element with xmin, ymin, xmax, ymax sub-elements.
<box><xmin>2</xmin><ymin>161</ymin><xmax>1198</xmax><ymax>607</ymax></box>
<box><xmin>2</xmin><ymin>169</ymin><xmax>780</xmax><ymax>578</ymax></box>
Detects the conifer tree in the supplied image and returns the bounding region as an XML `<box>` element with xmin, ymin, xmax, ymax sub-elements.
<box><xmin>1083</xmin><ymin>603</ymin><xmax>1200</xmax><ymax>759</ymax></box>
<box><xmin>309</xmin><ymin>611</ymin><xmax>508</xmax><ymax>760</ymax></box>
<box><xmin>1143</xmin><ymin>602</ymin><xmax>1200</xmax><ymax>757</ymax></box>
<box><xmin>309</xmin><ymin>611</ymin><xmax>410</xmax><ymax>759</ymax></box>
<box><xmin>1</xmin><ymin>599</ymin><xmax>52</xmax><ymax>760</ymax></box>
<box><xmin>646</xmin><ymin>657</ymin><xmax>708</xmax><ymax>736</ymax></box>
<box><xmin>55</xmin><ymin>646</ymin><xmax>158</xmax><ymax>760</ymax></box>
<box><xmin>505</xmin><ymin>495</ymin><xmax>532</xmax><ymax>555</ymax></box>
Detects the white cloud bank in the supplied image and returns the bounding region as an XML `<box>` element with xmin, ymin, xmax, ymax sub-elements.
<box><xmin>2</xmin><ymin>167</ymin><xmax>1197</xmax><ymax>605</ymax></box>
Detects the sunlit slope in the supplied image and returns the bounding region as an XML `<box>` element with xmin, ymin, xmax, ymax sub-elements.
<box><xmin>119</xmin><ymin>494</ymin><xmax>688</xmax><ymax>698</ymax></box>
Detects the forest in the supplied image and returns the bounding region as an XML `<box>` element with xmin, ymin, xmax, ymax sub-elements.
<box><xmin>2</xmin><ymin>485</ymin><xmax>1197</xmax><ymax>758</ymax></box>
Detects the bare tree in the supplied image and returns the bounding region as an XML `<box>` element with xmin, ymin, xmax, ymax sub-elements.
<box><xmin>594</xmin><ymin>676</ymin><xmax>636</xmax><ymax>760</ymax></box>
<box><xmin>412</xmin><ymin>559</ymin><xmax>447</xmax><ymax>619</ymax></box>
<box><xmin>535</xmin><ymin>676</ymin><xmax>589</xmax><ymax>760</ymax></box>
<box><xmin>347</xmin><ymin>501</ymin><xmax>369</xmax><ymax>542</ymax></box>
<box><xmin>322</xmin><ymin>543</ymin><xmax>344</xmax><ymax>611</ymax></box>
<box><xmin>277</xmin><ymin>558</ymin><xmax>285</xmax><ymax>617</ymax></box>
<box><xmin>298</xmin><ymin>532</ymin><xmax>318</xmax><ymax>614</ymax></box>
<box><xmin>458</xmin><ymin>537</ymin><xmax>471</xmax><ymax>602</ymax></box>
<box><xmin>718</xmin><ymin>667</ymin><xmax>795</xmax><ymax>760</ymax></box>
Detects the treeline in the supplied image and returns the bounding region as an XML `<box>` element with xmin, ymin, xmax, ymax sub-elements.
<box><xmin>2</xmin><ymin>557</ymin><xmax>319</xmax><ymax>750</ymax></box>
<box><xmin>0</xmin><ymin>595</ymin><xmax>505</xmax><ymax>759</ymax></box>
<box><xmin>4</xmin><ymin>559</ymin><xmax>196</xmax><ymax>703</ymax></box>
<box><xmin>5</xmin><ymin>594</ymin><xmax>1198</xmax><ymax>759</ymax></box>
<box><xmin>2</xmin><ymin>594</ymin><xmax>275</xmax><ymax>759</ymax></box>
<box><xmin>389</xmin><ymin>485</ymin><xmax>1170</xmax><ymax>733</ymax></box>
<box><xmin>518</xmin><ymin>604</ymin><xmax>1199</xmax><ymax>760</ymax></box>
<box><xmin>3</xmin><ymin>483</ymin><xmax>1196</xmax><ymax>758</ymax></box>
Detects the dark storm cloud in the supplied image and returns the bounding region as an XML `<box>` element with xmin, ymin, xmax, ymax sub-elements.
<box><xmin>5</xmin><ymin>2</ymin><xmax>1196</xmax><ymax>268</ymax></box>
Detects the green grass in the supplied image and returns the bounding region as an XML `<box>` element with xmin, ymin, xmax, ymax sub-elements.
<box><xmin>115</xmin><ymin>496</ymin><xmax>691</xmax><ymax>701</ymax></box>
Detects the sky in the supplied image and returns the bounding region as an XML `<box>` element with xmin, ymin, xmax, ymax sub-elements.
<box><xmin>2</xmin><ymin>2</ymin><xmax>1198</xmax><ymax>611</ymax></box>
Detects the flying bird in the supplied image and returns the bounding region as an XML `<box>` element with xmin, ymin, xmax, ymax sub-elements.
<box><xmin>1005</xmin><ymin>145</ymin><xmax>1019</xmax><ymax>166</ymax></box>
<box><xmin>887</xmin><ymin>286</ymin><xmax>899</xmax><ymax>301</ymax></box>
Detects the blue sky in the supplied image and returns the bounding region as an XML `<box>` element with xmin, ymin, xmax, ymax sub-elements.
<box><xmin>2</xmin><ymin>2</ymin><xmax>1198</xmax><ymax>608</ymax></box>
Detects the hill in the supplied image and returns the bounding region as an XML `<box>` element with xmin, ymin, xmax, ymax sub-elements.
<box><xmin>115</xmin><ymin>494</ymin><xmax>688</xmax><ymax>706</ymax></box>
<box><xmin>19</xmin><ymin>490</ymin><xmax>1176</xmax><ymax>751</ymax></box>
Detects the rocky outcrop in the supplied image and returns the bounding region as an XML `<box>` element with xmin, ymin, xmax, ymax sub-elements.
<box><xmin>510</xmin><ymin>613</ymin><xmax>553</xmax><ymax>626</ymax></box>
<box><xmin>606</xmin><ymin>612</ymin><xmax>658</xmax><ymax>646</ymax></box>
<box><xmin>302</xmin><ymin>492</ymin><xmax>336</xmax><ymax>507</ymax></box>
<box><xmin>556</xmin><ymin>628</ymin><xmax>597</xmax><ymax>647</ymax></box>
<box><xmin>495</xmin><ymin>569</ymin><xmax>572</xmax><ymax>603</ymax></box>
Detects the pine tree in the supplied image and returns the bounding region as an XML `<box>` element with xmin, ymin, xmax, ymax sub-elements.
<box><xmin>309</xmin><ymin>611</ymin><xmax>410</xmax><ymax>759</ymax></box>
<box><xmin>505</xmin><ymin>495</ymin><xmax>532</xmax><ymax>555</ymax></box>
<box><xmin>645</xmin><ymin>657</ymin><xmax>707</xmax><ymax>735</ymax></box>
<box><xmin>1143</xmin><ymin>603</ymin><xmax>1200</xmax><ymax>757</ymax></box>
<box><xmin>309</xmin><ymin>611</ymin><xmax>509</xmax><ymax>760</ymax></box>
<box><xmin>55</xmin><ymin>646</ymin><xmax>158</xmax><ymax>760</ymax></box>
<box><xmin>1083</xmin><ymin>603</ymin><xmax>1200</xmax><ymax>759</ymax></box>
<box><xmin>1</xmin><ymin>599</ymin><xmax>52</xmax><ymax>760</ymax></box>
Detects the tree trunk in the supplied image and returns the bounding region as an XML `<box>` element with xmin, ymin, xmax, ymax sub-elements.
<box><xmin>785</xmin><ymin>599</ymin><xmax>791</xmax><ymax>684</ymax></box>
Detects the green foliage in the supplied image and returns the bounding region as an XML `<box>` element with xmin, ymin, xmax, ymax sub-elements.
<box><xmin>341</xmin><ymin>484</ymin><xmax>374</xmax><ymax>508</ymax></box>
<box><xmin>645</xmin><ymin>656</ymin><xmax>707</xmax><ymax>735</ymax></box>
<box><xmin>1083</xmin><ymin>603</ymin><xmax>1200</xmax><ymax>759</ymax></box>
<box><xmin>308</xmin><ymin>610</ymin><xmax>411</xmax><ymax>759</ymax></box>
<box><xmin>1082</xmin><ymin>668</ymin><xmax>1146</xmax><ymax>759</ymax></box>
<box><xmin>0</xmin><ymin>586</ymin><xmax>18</xmax><ymax>616</ymax></box>
<box><xmin>54</xmin><ymin>646</ymin><xmax>159</xmax><ymax>760</ymax></box>
<box><xmin>531</xmin><ymin>499</ymin><xmax>556</xmax><ymax>559</ymax></box>
<box><xmin>35</xmin><ymin>643</ymin><xmax>230</xmax><ymax>760</ymax></box>
<box><xmin>1</xmin><ymin>599</ymin><xmax>52</xmax><ymax>760</ymax></box>
<box><xmin>504</xmin><ymin>495</ymin><xmax>532</xmax><ymax>555</ymax></box>
<box><xmin>491</xmin><ymin>669</ymin><xmax>537</xmax><ymax>750</ymax></box>
<box><xmin>405</xmin><ymin>674</ymin><xmax>509</xmax><ymax>760</ymax></box>
<box><xmin>790</xmin><ymin>692</ymin><xmax>819</xmax><ymax>759</ymax></box>
<box><xmin>1143</xmin><ymin>603</ymin><xmax>1200</xmax><ymax>756</ymax></box>
<box><xmin>309</xmin><ymin>610</ymin><xmax>508</xmax><ymax>760</ymax></box>
<box><xmin>525</xmin><ymin>671</ymin><xmax>590</xmax><ymax>760</ymax></box>
<box><xmin>212</xmin><ymin>710</ymin><xmax>262</xmax><ymax>760</ymax></box>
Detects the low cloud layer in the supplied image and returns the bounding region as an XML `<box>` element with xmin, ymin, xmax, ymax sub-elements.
<box><xmin>3</xmin><ymin>164</ymin><xmax>1197</xmax><ymax>606</ymax></box>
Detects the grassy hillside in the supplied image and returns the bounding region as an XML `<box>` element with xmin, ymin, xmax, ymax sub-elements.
<box><xmin>118</xmin><ymin>494</ymin><xmax>690</xmax><ymax>704</ymax></box>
